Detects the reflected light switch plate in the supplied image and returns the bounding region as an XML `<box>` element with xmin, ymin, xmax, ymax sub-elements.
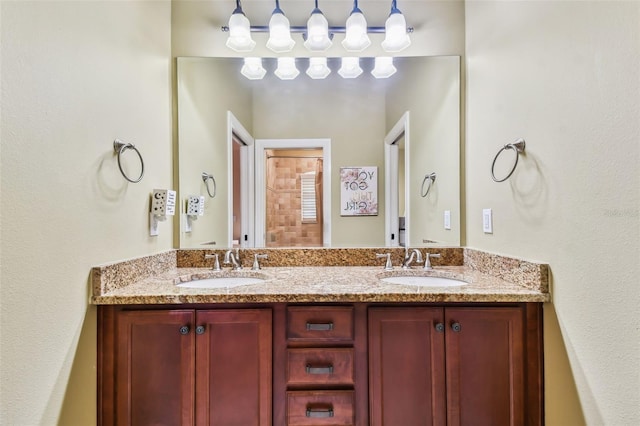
<box><xmin>444</xmin><ymin>210</ymin><xmax>451</xmax><ymax>230</ymax></box>
<box><xmin>482</xmin><ymin>209</ymin><xmax>493</xmax><ymax>234</ymax></box>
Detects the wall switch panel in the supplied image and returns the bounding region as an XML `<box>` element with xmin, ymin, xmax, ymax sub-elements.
<box><xmin>444</xmin><ymin>210</ymin><xmax>451</xmax><ymax>230</ymax></box>
<box><xmin>183</xmin><ymin>214</ymin><xmax>192</xmax><ymax>233</ymax></box>
<box><xmin>483</xmin><ymin>208</ymin><xmax>493</xmax><ymax>234</ymax></box>
<box><xmin>149</xmin><ymin>212</ymin><xmax>159</xmax><ymax>236</ymax></box>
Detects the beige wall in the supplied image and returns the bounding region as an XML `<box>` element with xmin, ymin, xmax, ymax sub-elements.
<box><xmin>0</xmin><ymin>1</ymin><xmax>172</xmax><ymax>424</ymax></box>
<box><xmin>177</xmin><ymin>57</ymin><xmax>252</xmax><ymax>248</ymax></box>
<box><xmin>387</xmin><ymin>56</ymin><xmax>461</xmax><ymax>246</ymax></box>
<box><xmin>465</xmin><ymin>1</ymin><xmax>640</xmax><ymax>424</ymax></box>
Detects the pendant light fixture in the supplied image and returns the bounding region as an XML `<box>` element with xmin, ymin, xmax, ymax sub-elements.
<box><xmin>275</xmin><ymin>57</ymin><xmax>300</xmax><ymax>80</ymax></box>
<box><xmin>342</xmin><ymin>0</ymin><xmax>371</xmax><ymax>52</ymax></box>
<box><xmin>382</xmin><ymin>0</ymin><xmax>411</xmax><ymax>52</ymax></box>
<box><xmin>240</xmin><ymin>57</ymin><xmax>266</xmax><ymax>80</ymax></box>
<box><xmin>267</xmin><ymin>0</ymin><xmax>295</xmax><ymax>53</ymax></box>
<box><xmin>304</xmin><ymin>0</ymin><xmax>332</xmax><ymax>51</ymax></box>
<box><xmin>371</xmin><ymin>56</ymin><xmax>397</xmax><ymax>79</ymax></box>
<box><xmin>225</xmin><ymin>0</ymin><xmax>256</xmax><ymax>52</ymax></box>
<box><xmin>306</xmin><ymin>57</ymin><xmax>331</xmax><ymax>79</ymax></box>
<box><xmin>338</xmin><ymin>57</ymin><xmax>363</xmax><ymax>79</ymax></box>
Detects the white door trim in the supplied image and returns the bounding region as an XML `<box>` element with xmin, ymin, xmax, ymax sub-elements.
<box><xmin>384</xmin><ymin>112</ymin><xmax>410</xmax><ymax>247</ymax></box>
<box><xmin>227</xmin><ymin>111</ymin><xmax>255</xmax><ymax>247</ymax></box>
<box><xmin>255</xmin><ymin>138</ymin><xmax>332</xmax><ymax>248</ymax></box>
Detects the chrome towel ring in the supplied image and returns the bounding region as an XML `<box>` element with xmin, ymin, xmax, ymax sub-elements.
<box><xmin>491</xmin><ymin>138</ymin><xmax>526</xmax><ymax>183</ymax></box>
<box><xmin>113</xmin><ymin>139</ymin><xmax>144</xmax><ymax>183</ymax></box>
<box><xmin>420</xmin><ymin>172</ymin><xmax>437</xmax><ymax>197</ymax></box>
<box><xmin>202</xmin><ymin>172</ymin><xmax>216</xmax><ymax>198</ymax></box>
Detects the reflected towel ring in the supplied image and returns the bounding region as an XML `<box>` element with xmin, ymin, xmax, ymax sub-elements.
<box><xmin>420</xmin><ymin>172</ymin><xmax>437</xmax><ymax>197</ymax></box>
<box><xmin>491</xmin><ymin>138</ymin><xmax>526</xmax><ymax>183</ymax></box>
<box><xmin>202</xmin><ymin>172</ymin><xmax>216</xmax><ymax>198</ymax></box>
<box><xmin>113</xmin><ymin>139</ymin><xmax>144</xmax><ymax>183</ymax></box>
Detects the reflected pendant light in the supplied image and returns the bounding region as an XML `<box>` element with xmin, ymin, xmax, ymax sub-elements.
<box><xmin>267</xmin><ymin>0</ymin><xmax>295</xmax><ymax>53</ymax></box>
<box><xmin>226</xmin><ymin>0</ymin><xmax>256</xmax><ymax>52</ymax></box>
<box><xmin>275</xmin><ymin>57</ymin><xmax>300</xmax><ymax>80</ymax></box>
<box><xmin>371</xmin><ymin>56</ymin><xmax>397</xmax><ymax>79</ymax></box>
<box><xmin>338</xmin><ymin>57</ymin><xmax>363</xmax><ymax>79</ymax></box>
<box><xmin>382</xmin><ymin>0</ymin><xmax>411</xmax><ymax>52</ymax></box>
<box><xmin>342</xmin><ymin>0</ymin><xmax>371</xmax><ymax>52</ymax></box>
<box><xmin>306</xmin><ymin>57</ymin><xmax>331</xmax><ymax>79</ymax></box>
<box><xmin>241</xmin><ymin>57</ymin><xmax>267</xmax><ymax>80</ymax></box>
<box><xmin>304</xmin><ymin>0</ymin><xmax>332</xmax><ymax>51</ymax></box>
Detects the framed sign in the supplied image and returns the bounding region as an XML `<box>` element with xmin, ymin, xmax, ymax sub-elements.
<box><xmin>340</xmin><ymin>166</ymin><xmax>378</xmax><ymax>216</ymax></box>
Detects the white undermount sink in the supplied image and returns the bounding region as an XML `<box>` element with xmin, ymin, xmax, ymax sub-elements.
<box><xmin>177</xmin><ymin>276</ymin><xmax>265</xmax><ymax>289</ymax></box>
<box><xmin>381</xmin><ymin>275</ymin><xmax>467</xmax><ymax>287</ymax></box>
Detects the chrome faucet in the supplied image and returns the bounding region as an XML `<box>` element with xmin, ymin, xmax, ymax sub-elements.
<box><xmin>224</xmin><ymin>249</ymin><xmax>242</xmax><ymax>270</ymax></box>
<box><xmin>423</xmin><ymin>253</ymin><xmax>441</xmax><ymax>270</ymax></box>
<box><xmin>204</xmin><ymin>253</ymin><xmax>221</xmax><ymax>271</ymax></box>
<box><xmin>402</xmin><ymin>247</ymin><xmax>424</xmax><ymax>269</ymax></box>
<box><xmin>252</xmin><ymin>254</ymin><xmax>268</xmax><ymax>270</ymax></box>
<box><xmin>376</xmin><ymin>253</ymin><xmax>394</xmax><ymax>271</ymax></box>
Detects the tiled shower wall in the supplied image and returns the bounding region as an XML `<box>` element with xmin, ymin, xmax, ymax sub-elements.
<box><xmin>266</xmin><ymin>156</ymin><xmax>323</xmax><ymax>247</ymax></box>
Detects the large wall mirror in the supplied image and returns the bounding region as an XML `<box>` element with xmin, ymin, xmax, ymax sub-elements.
<box><xmin>177</xmin><ymin>55</ymin><xmax>460</xmax><ymax>249</ymax></box>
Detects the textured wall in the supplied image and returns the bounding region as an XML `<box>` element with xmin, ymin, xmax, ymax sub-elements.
<box><xmin>0</xmin><ymin>1</ymin><xmax>172</xmax><ymax>424</ymax></box>
<box><xmin>465</xmin><ymin>1</ymin><xmax>640</xmax><ymax>424</ymax></box>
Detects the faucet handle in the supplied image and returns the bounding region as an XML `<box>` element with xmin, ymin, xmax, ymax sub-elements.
<box><xmin>252</xmin><ymin>254</ymin><xmax>268</xmax><ymax>270</ymax></box>
<box><xmin>424</xmin><ymin>253</ymin><xmax>441</xmax><ymax>270</ymax></box>
<box><xmin>204</xmin><ymin>253</ymin><xmax>221</xmax><ymax>271</ymax></box>
<box><xmin>376</xmin><ymin>253</ymin><xmax>394</xmax><ymax>271</ymax></box>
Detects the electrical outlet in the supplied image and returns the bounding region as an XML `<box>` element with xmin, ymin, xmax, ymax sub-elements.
<box><xmin>444</xmin><ymin>210</ymin><xmax>451</xmax><ymax>230</ymax></box>
<box><xmin>483</xmin><ymin>208</ymin><xmax>493</xmax><ymax>234</ymax></box>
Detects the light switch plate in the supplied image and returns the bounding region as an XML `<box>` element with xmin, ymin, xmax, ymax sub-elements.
<box><xmin>444</xmin><ymin>210</ymin><xmax>451</xmax><ymax>230</ymax></box>
<box><xmin>482</xmin><ymin>209</ymin><xmax>493</xmax><ymax>234</ymax></box>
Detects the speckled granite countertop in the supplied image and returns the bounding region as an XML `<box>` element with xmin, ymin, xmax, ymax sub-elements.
<box><xmin>91</xmin><ymin>248</ymin><xmax>550</xmax><ymax>305</ymax></box>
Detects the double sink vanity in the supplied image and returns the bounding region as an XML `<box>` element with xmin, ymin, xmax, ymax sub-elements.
<box><xmin>93</xmin><ymin>247</ymin><xmax>549</xmax><ymax>425</ymax></box>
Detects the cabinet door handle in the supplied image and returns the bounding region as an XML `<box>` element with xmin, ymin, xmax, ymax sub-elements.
<box><xmin>179</xmin><ymin>325</ymin><xmax>190</xmax><ymax>335</ymax></box>
<box><xmin>305</xmin><ymin>364</ymin><xmax>334</xmax><ymax>375</ymax></box>
<box><xmin>195</xmin><ymin>325</ymin><xmax>205</xmax><ymax>335</ymax></box>
<box><xmin>306</xmin><ymin>408</ymin><xmax>334</xmax><ymax>418</ymax></box>
<box><xmin>435</xmin><ymin>323</ymin><xmax>445</xmax><ymax>333</ymax></box>
<box><xmin>451</xmin><ymin>322</ymin><xmax>462</xmax><ymax>332</ymax></box>
<box><xmin>306</xmin><ymin>322</ymin><xmax>334</xmax><ymax>331</ymax></box>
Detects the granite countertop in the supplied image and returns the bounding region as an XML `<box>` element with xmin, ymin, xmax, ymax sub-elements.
<box><xmin>92</xmin><ymin>248</ymin><xmax>550</xmax><ymax>305</ymax></box>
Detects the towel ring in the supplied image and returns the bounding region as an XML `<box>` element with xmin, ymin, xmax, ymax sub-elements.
<box><xmin>113</xmin><ymin>139</ymin><xmax>144</xmax><ymax>183</ymax></box>
<box><xmin>491</xmin><ymin>138</ymin><xmax>526</xmax><ymax>183</ymax></box>
<box><xmin>202</xmin><ymin>172</ymin><xmax>216</xmax><ymax>198</ymax></box>
<box><xmin>420</xmin><ymin>172</ymin><xmax>437</xmax><ymax>197</ymax></box>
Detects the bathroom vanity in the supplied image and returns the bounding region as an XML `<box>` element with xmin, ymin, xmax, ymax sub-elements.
<box><xmin>93</xmin><ymin>248</ymin><xmax>548</xmax><ymax>426</ymax></box>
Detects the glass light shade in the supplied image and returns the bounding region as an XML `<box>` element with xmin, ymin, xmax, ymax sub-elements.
<box><xmin>275</xmin><ymin>57</ymin><xmax>300</xmax><ymax>80</ymax></box>
<box><xmin>371</xmin><ymin>56</ymin><xmax>397</xmax><ymax>78</ymax></box>
<box><xmin>342</xmin><ymin>11</ymin><xmax>371</xmax><ymax>52</ymax></box>
<box><xmin>226</xmin><ymin>13</ymin><xmax>256</xmax><ymax>52</ymax></box>
<box><xmin>306</xmin><ymin>57</ymin><xmax>331</xmax><ymax>79</ymax></box>
<box><xmin>304</xmin><ymin>11</ymin><xmax>332</xmax><ymax>51</ymax></box>
<box><xmin>241</xmin><ymin>57</ymin><xmax>266</xmax><ymax>80</ymax></box>
<box><xmin>267</xmin><ymin>12</ymin><xmax>295</xmax><ymax>53</ymax></box>
<box><xmin>338</xmin><ymin>57</ymin><xmax>363</xmax><ymax>79</ymax></box>
<box><xmin>382</xmin><ymin>12</ymin><xmax>411</xmax><ymax>52</ymax></box>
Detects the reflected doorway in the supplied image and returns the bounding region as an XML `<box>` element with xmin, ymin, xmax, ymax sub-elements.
<box><xmin>265</xmin><ymin>149</ymin><xmax>323</xmax><ymax>247</ymax></box>
<box><xmin>255</xmin><ymin>139</ymin><xmax>332</xmax><ymax>248</ymax></box>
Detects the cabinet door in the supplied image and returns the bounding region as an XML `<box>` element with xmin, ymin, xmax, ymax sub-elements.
<box><xmin>115</xmin><ymin>309</ymin><xmax>195</xmax><ymax>426</ymax></box>
<box><xmin>368</xmin><ymin>307</ymin><xmax>446</xmax><ymax>426</ymax></box>
<box><xmin>196</xmin><ymin>309</ymin><xmax>272</xmax><ymax>426</ymax></box>
<box><xmin>445</xmin><ymin>307</ymin><xmax>524</xmax><ymax>426</ymax></box>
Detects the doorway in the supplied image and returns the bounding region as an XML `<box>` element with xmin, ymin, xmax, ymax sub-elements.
<box><xmin>255</xmin><ymin>139</ymin><xmax>332</xmax><ymax>248</ymax></box>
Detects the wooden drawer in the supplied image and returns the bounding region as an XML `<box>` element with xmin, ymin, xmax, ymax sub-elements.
<box><xmin>286</xmin><ymin>391</ymin><xmax>354</xmax><ymax>426</ymax></box>
<box><xmin>287</xmin><ymin>348</ymin><xmax>355</xmax><ymax>386</ymax></box>
<box><xmin>287</xmin><ymin>306</ymin><xmax>354</xmax><ymax>343</ymax></box>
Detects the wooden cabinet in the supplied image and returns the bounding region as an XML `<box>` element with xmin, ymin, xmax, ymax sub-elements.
<box><xmin>99</xmin><ymin>303</ymin><xmax>541</xmax><ymax>426</ymax></box>
<box><xmin>99</xmin><ymin>307</ymin><xmax>272</xmax><ymax>426</ymax></box>
<box><xmin>368</xmin><ymin>305</ymin><xmax>542</xmax><ymax>426</ymax></box>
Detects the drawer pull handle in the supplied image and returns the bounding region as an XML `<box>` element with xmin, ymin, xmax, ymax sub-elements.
<box><xmin>306</xmin><ymin>322</ymin><xmax>334</xmax><ymax>331</ymax></box>
<box><xmin>306</xmin><ymin>408</ymin><xmax>334</xmax><ymax>418</ymax></box>
<box><xmin>306</xmin><ymin>365</ymin><xmax>334</xmax><ymax>375</ymax></box>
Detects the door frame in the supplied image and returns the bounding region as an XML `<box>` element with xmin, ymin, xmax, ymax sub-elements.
<box><xmin>227</xmin><ymin>111</ymin><xmax>254</xmax><ymax>248</ymax></box>
<box><xmin>254</xmin><ymin>138</ymin><xmax>332</xmax><ymax>248</ymax></box>
<box><xmin>384</xmin><ymin>112</ymin><xmax>410</xmax><ymax>247</ymax></box>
